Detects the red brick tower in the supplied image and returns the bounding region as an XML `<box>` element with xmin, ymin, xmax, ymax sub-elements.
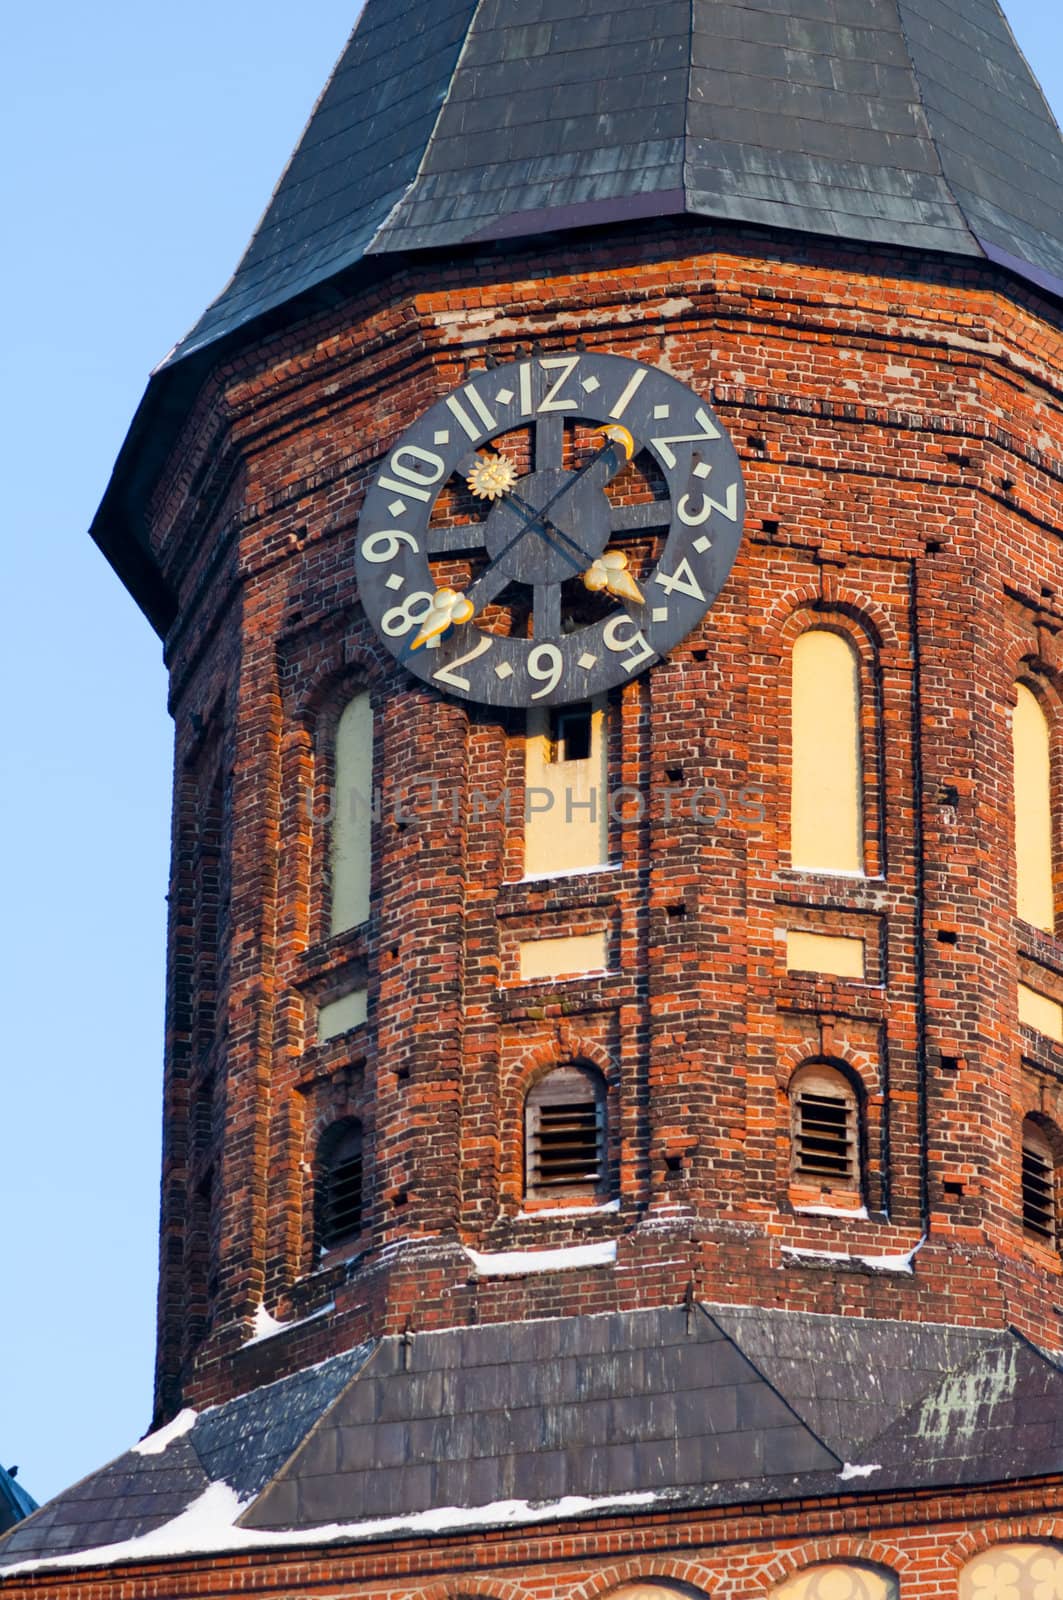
<box><xmin>6</xmin><ymin>1</ymin><xmax>1063</xmax><ymax>1595</ymax></box>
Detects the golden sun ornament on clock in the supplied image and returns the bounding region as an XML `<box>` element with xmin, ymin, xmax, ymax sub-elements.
<box><xmin>467</xmin><ymin>452</ymin><xmax>518</xmax><ymax>501</ymax></box>
<box><xmin>354</xmin><ymin>352</ymin><xmax>746</xmax><ymax>708</ymax></box>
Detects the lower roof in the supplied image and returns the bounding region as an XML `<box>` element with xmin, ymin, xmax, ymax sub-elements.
<box><xmin>2</xmin><ymin>1305</ymin><xmax>1061</xmax><ymax>1574</ymax></box>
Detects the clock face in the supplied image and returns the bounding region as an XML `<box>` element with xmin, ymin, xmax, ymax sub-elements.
<box><xmin>355</xmin><ymin>353</ymin><xmax>745</xmax><ymax>708</ymax></box>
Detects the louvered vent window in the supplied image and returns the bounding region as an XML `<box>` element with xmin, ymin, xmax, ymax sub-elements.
<box><xmin>791</xmin><ymin>1068</ymin><xmax>859</xmax><ymax>1187</ymax></box>
<box><xmin>317</xmin><ymin>1120</ymin><xmax>364</xmax><ymax>1250</ymax></box>
<box><xmin>525</xmin><ymin>1065</ymin><xmax>607</xmax><ymax>1199</ymax></box>
<box><xmin>1022</xmin><ymin>1124</ymin><xmax>1057</xmax><ymax>1243</ymax></box>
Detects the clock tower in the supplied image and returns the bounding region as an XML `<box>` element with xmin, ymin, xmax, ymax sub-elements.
<box><xmin>7</xmin><ymin>0</ymin><xmax>1063</xmax><ymax>1593</ymax></box>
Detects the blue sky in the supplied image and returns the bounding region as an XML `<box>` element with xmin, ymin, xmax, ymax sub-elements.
<box><xmin>2</xmin><ymin>0</ymin><xmax>1062</xmax><ymax>1508</ymax></box>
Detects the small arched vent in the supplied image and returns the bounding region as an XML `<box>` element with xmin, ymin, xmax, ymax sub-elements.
<box><xmin>525</xmin><ymin>1065</ymin><xmax>607</xmax><ymax>1200</ymax></box>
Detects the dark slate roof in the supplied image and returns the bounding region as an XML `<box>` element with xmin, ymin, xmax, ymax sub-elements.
<box><xmin>0</xmin><ymin>1469</ymin><xmax>36</xmax><ymax>1538</ymax></box>
<box><xmin>0</xmin><ymin>1343</ymin><xmax>373</xmax><ymax>1569</ymax></box>
<box><xmin>710</xmin><ymin>1305</ymin><xmax>1005</xmax><ymax>1462</ymax></box>
<box><xmin>171</xmin><ymin>0</ymin><xmax>1063</xmax><ymax>365</ymax></box>
<box><xmin>241</xmin><ymin>1307</ymin><xmax>839</xmax><ymax>1531</ymax></box>
<box><xmin>3</xmin><ymin>1307</ymin><xmax>1063</xmax><ymax>1574</ymax></box>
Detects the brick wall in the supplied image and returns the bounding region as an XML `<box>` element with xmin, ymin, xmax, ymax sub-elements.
<box><xmin>136</xmin><ymin>221</ymin><xmax>1063</xmax><ymax>1419</ymax></box>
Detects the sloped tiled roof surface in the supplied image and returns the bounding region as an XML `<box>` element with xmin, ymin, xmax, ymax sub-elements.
<box><xmin>3</xmin><ymin>1308</ymin><xmax>1063</xmax><ymax>1572</ymax></box>
<box><xmin>172</xmin><ymin>0</ymin><xmax>1063</xmax><ymax>364</ymax></box>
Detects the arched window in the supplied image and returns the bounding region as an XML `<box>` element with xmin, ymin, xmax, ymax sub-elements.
<box><xmin>1013</xmin><ymin>682</ymin><xmax>1055</xmax><ymax>932</ymax></box>
<box><xmin>961</xmin><ymin>1545</ymin><xmax>1063</xmax><ymax>1600</ymax></box>
<box><xmin>525</xmin><ymin>1064</ymin><xmax>608</xmax><ymax>1201</ymax></box>
<box><xmin>790</xmin><ymin>1064</ymin><xmax>861</xmax><ymax>1194</ymax></box>
<box><xmin>330</xmin><ymin>691</ymin><xmax>373</xmax><ymax>935</ymax></box>
<box><xmin>315</xmin><ymin>1120</ymin><xmax>364</xmax><ymax>1251</ymax></box>
<box><xmin>774</xmin><ymin>1567</ymin><xmax>898</xmax><ymax>1600</ymax></box>
<box><xmin>791</xmin><ymin>629</ymin><xmax>864</xmax><ymax>874</ymax></box>
<box><xmin>1021</xmin><ymin>1118</ymin><xmax>1059</xmax><ymax>1245</ymax></box>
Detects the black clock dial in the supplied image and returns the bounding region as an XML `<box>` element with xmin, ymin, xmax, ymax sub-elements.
<box><xmin>354</xmin><ymin>353</ymin><xmax>746</xmax><ymax>708</ymax></box>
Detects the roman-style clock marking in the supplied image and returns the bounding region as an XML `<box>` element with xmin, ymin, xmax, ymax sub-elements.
<box><xmin>355</xmin><ymin>353</ymin><xmax>745</xmax><ymax>707</ymax></box>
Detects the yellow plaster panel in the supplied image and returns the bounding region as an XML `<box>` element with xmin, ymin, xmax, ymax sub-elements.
<box><xmin>1013</xmin><ymin>683</ymin><xmax>1055</xmax><ymax>931</ymax></box>
<box><xmin>318</xmin><ymin>988</ymin><xmax>368</xmax><ymax>1041</ymax></box>
<box><xmin>786</xmin><ymin>929</ymin><xmax>866</xmax><ymax>979</ymax></box>
<box><xmin>519</xmin><ymin>931</ymin><xmax>608</xmax><ymax>982</ymax></box>
<box><xmin>790</xmin><ymin>629</ymin><xmax>864</xmax><ymax>874</ymax></box>
<box><xmin>331</xmin><ymin>692</ymin><xmax>373</xmax><ymax>934</ymax></box>
<box><xmin>524</xmin><ymin>699</ymin><xmax>608</xmax><ymax>877</ymax></box>
<box><xmin>1018</xmin><ymin>982</ymin><xmax>1063</xmax><ymax>1043</ymax></box>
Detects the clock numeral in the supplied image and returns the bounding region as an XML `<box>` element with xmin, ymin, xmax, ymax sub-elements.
<box><xmin>609</xmin><ymin>366</ymin><xmax>648</xmax><ymax>419</ymax></box>
<box><xmin>378</xmin><ymin>445</ymin><xmax>447</xmax><ymax>502</ymax></box>
<box><xmin>381</xmin><ymin>591</ymin><xmax>435</xmax><ymax>638</ymax></box>
<box><xmin>527</xmin><ymin>642</ymin><xmax>564</xmax><ymax>699</ymax></box>
<box><xmin>538</xmin><ymin>354</ymin><xmax>581</xmax><ymax>413</ymax></box>
<box><xmin>651</xmin><ymin>408</ymin><xmax>722</xmax><ymax>469</ymax></box>
<box><xmin>360</xmin><ymin>529</ymin><xmax>420</xmax><ymax>563</ymax></box>
<box><xmin>654</xmin><ymin>557</ymin><xmax>706</xmax><ymax>602</ymax></box>
<box><xmin>677</xmin><ymin>477</ymin><xmax>740</xmax><ymax>526</ymax></box>
<box><xmin>432</xmin><ymin>633</ymin><xmax>494</xmax><ymax>692</ymax></box>
<box><xmin>447</xmin><ymin>388</ymin><xmax>497</xmax><ymax>441</ymax></box>
<box><xmin>603</xmin><ymin>614</ymin><xmax>656</xmax><ymax>674</ymax></box>
<box><xmin>519</xmin><ymin>362</ymin><xmax>534</xmax><ymax>416</ymax></box>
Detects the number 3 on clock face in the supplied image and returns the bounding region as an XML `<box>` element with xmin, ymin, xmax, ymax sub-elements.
<box><xmin>354</xmin><ymin>352</ymin><xmax>746</xmax><ymax>708</ymax></box>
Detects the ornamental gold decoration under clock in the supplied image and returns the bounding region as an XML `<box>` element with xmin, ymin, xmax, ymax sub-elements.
<box><xmin>354</xmin><ymin>352</ymin><xmax>746</xmax><ymax>708</ymax></box>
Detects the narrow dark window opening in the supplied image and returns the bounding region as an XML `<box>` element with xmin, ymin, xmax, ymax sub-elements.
<box><xmin>525</xmin><ymin>1065</ymin><xmax>606</xmax><ymax>1199</ymax></box>
<box><xmin>316</xmin><ymin>1121</ymin><xmax>364</xmax><ymax>1251</ymax></box>
<box><xmin>549</xmin><ymin>702</ymin><xmax>593</xmax><ymax>763</ymax></box>
<box><xmin>1022</xmin><ymin>1129</ymin><xmax>1056</xmax><ymax>1243</ymax></box>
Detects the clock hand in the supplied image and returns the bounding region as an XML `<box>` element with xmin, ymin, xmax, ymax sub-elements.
<box><xmin>409</xmin><ymin>586</ymin><xmax>475</xmax><ymax>650</ymax></box>
<box><xmin>473</xmin><ymin>427</ymin><xmax>635</xmax><ymax>577</ymax></box>
<box><xmin>428</xmin><ymin>426</ymin><xmax>641</xmax><ymax>642</ymax></box>
<box><xmin>506</xmin><ymin>486</ymin><xmax>644</xmax><ymax>603</ymax></box>
<box><xmin>503</xmin><ymin>487</ymin><xmax>592</xmax><ymax>570</ymax></box>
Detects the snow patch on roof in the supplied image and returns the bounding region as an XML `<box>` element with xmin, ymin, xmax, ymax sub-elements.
<box><xmin>0</xmin><ymin>1482</ymin><xmax>659</xmax><ymax>1574</ymax></box>
<box><xmin>838</xmin><ymin>1463</ymin><xmax>882</xmax><ymax>1481</ymax></box>
<box><xmin>464</xmin><ymin>1240</ymin><xmax>617</xmax><ymax>1277</ymax></box>
<box><xmin>131</xmin><ymin>1409</ymin><xmax>198</xmax><ymax>1457</ymax></box>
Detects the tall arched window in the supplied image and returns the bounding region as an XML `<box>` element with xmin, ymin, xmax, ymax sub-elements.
<box><xmin>961</xmin><ymin>1545</ymin><xmax>1063</xmax><ymax>1600</ymax></box>
<box><xmin>525</xmin><ymin>1064</ymin><xmax>608</xmax><ymax>1201</ymax></box>
<box><xmin>1013</xmin><ymin>682</ymin><xmax>1054</xmax><ymax>932</ymax></box>
<box><xmin>789</xmin><ymin>1063</ymin><xmax>862</xmax><ymax>1197</ymax></box>
<box><xmin>791</xmin><ymin>629</ymin><xmax>864</xmax><ymax>874</ymax></box>
<box><xmin>1021</xmin><ymin>1118</ymin><xmax>1059</xmax><ymax>1245</ymax></box>
<box><xmin>330</xmin><ymin>691</ymin><xmax>373</xmax><ymax>935</ymax></box>
<box><xmin>315</xmin><ymin>1119</ymin><xmax>365</xmax><ymax>1251</ymax></box>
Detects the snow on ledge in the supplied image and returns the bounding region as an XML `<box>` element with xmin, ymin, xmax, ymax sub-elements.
<box><xmin>464</xmin><ymin>1240</ymin><xmax>617</xmax><ymax>1277</ymax></box>
<box><xmin>131</xmin><ymin>1409</ymin><xmax>197</xmax><ymax>1457</ymax></box>
<box><xmin>516</xmin><ymin>1198</ymin><xmax>621</xmax><ymax>1220</ymax></box>
<box><xmin>781</xmin><ymin>1244</ymin><xmax>917</xmax><ymax>1275</ymax></box>
<box><xmin>793</xmin><ymin>1204</ymin><xmax>869</xmax><ymax>1220</ymax></box>
<box><xmin>838</xmin><ymin>1463</ymin><xmax>882</xmax><ymax>1481</ymax></box>
<box><xmin>0</xmin><ymin>1482</ymin><xmax>658</xmax><ymax>1575</ymax></box>
<box><xmin>245</xmin><ymin>1299</ymin><xmax>336</xmax><ymax>1347</ymax></box>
